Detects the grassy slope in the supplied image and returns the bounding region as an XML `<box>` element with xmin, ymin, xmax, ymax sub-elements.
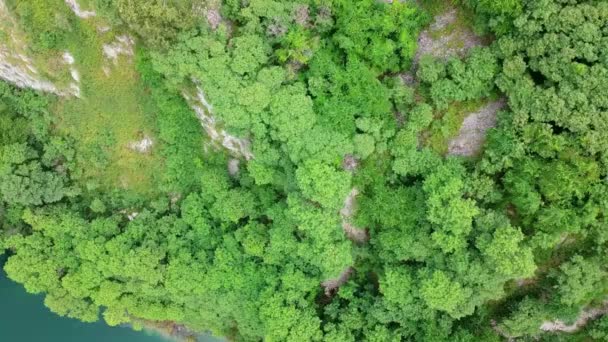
<box><xmin>7</xmin><ymin>0</ymin><xmax>165</xmax><ymax>195</ymax></box>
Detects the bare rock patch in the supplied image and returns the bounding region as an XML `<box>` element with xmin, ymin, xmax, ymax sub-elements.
<box><xmin>413</xmin><ymin>6</ymin><xmax>486</xmax><ymax>66</ymax></box>
<box><xmin>64</xmin><ymin>0</ymin><xmax>96</xmax><ymax>19</ymax></box>
<box><xmin>128</xmin><ymin>136</ymin><xmax>154</xmax><ymax>154</ymax></box>
<box><xmin>228</xmin><ymin>158</ymin><xmax>240</xmax><ymax>177</ymax></box>
<box><xmin>448</xmin><ymin>98</ymin><xmax>506</xmax><ymax>156</ymax></box>
<box><xmin>321</xmin><ymin>267</ymin><xmax>354</xmax><ymax>296</ymax></box>
<box><xmin>103</xmin><ymin>35</ymin><xmax>135</xmax><ymax>65</ymax></box>
<box><xmin>340</xmin><ymin>188</ymin><xmax>369</xmax><ymax>243</ymax></box>
<box><xmin>184</xmin><ymin>83</ymin><xmax>254</xmax><ymax>160</ymax></box>
<box><xmin>62</xmin><ymin>51</ymin><xmax>81</xmax><ymax>97</ymax></box>
<box><xmin>0</xmin><ymin>1</ymin><xmax>81</xmax><ymax>97</ymax></box>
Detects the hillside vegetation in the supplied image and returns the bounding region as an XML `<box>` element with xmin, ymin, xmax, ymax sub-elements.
<box><xmin>0</xmin><ymin>0</ymin><xmax>607</xmax><ymax>341</ymax></box>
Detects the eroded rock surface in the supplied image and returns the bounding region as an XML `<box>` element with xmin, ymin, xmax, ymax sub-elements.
<box><xmin>128</xmin><ymin>136</ymin><xmax>154</xmax><ymax>154</ymax></box>
<box><xmin>64</xmin><ymin>0</ymin><xmax>96</xmax><ymax>19</ymax></box>
<box><xmin>228</xmin><ymin>158</ymin><xmax>240</xmax><ymax>177</ymax></box>
<box><xmin>103</xmin><ymin>35</ymin><xmax>135</xmax><ymax>65</ymax></box>
<box><xmin>448</xmin><ymin>99</ymin><xmax>506</xmax><ymax>156</ymax></box>
<box><xmin>0</xmin><ymin>0</ymin><xmax>80</xmax><ymax>96</ymax></box>
<box><xmin>340</xmin><ymin>188</ymin><xmax>369</xmax><ymax>243</ymax></box>
<box><xmin>62</xmin><ymin>51</ymin><xmax>81</xmax><ymax>97</ymax></box>
<box><xmin>321</xmin><ymin>267</ymin><xmax>354</xmax><ymax>296</ymax></box>
<box><xmin>185</xmin><ymin>84</ymin><xmax>253</xmax><ymax>160</ymax></box>
<box><xmin>414</xmin><ymin>7</ymin><xmax>486</xmax><ymax>65</ymax></box>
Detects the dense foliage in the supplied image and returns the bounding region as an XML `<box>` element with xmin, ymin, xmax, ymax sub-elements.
<box><xmin>1</xmin><ymin>0</ymin><xmax>607</xmax><ymax>341</ymax></box>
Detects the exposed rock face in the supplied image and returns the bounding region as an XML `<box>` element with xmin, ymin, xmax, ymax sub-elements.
<box><xmin>185</xmin><ymin>84</ymin><xmax>254</xmax><ymax>160</ymax></box>
<box><xmin>128</xmin><ymin>136</ymin><xmax>154</xmax><ymax>153</ymax></box>
<box><xmin>340</xmin><ymin>188</ymin><xmax>369</xmax><ymax>243</ymax></box>
<box><xmin>62</xmin><ymin>52</ymin><xmax>81</xmax><ymax>97</ymax></box>
<box><xmin>64</xmin><ymin>0</ymin><xmax>96</xmax><ymax>19</ymax></box>
<box><xmin>448</xmin><ymin>98</ymin><xmax>506</xmax><ymax>156</ymax></box>
<box><xmin>0</xmin><ymin>52</ymin><xmax>62</xmax><ymax>94</ymax></box>
<box><xmin>119</xmin><ymin>210</ymin><xmax>139</xmax><ymax>221</ymax></box>
<box><xmin>0</xmin><ymin>0</ymin><xmax>80</xmax><ymax>97</ymax></box>
<box><xmin>342</xmin><ymin>154</ymin><xmax>359</xmax><ymax>172</ymax></box>
<box><xmin>414</xmin><ymin>7</ymin><xmax>486</xmax><ymax>66</ymax></box>
<box><xmin>97</xmin><ymin>25</ymin><xmax>111</xmax><ymax>34</ymax></box>
<box><xmin>103</xmin><ymin>35</ymin><xmax>135</xmax><ymax>65</ymax></box>
<box><xmin>227</xmin><ymin>158</ymin><xmax>240</xmax><ymax>177</ymax></box>
<box><xmin>206</xmin><ymin>9</ymin><xmax>222</xmax><ymax>30</ymax></box>
<box><xmin>126</xmin><ymin>212</ymin><xmax>139</xmax><ymax>221</ymax></box>
<box><xmin>101</xmin><ymin>35</ymin><xmax>135</xmax><ymax>76</ymax></box>
<box><xmin>321</xmin><ymin>267</ymin><xmax>354</xmax><ymax>296</ymax></box>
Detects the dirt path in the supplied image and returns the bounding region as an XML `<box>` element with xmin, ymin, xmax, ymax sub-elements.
<box><xmin>540</xmin><ymin>301</ymin><xmax>608</xmax><ymax>333</ymax></box>
<box><xmin>340</xmin><ymin>188</ymin><xmax>369</xmax><ymax>243</ymax></box>
<box><xmin>321</xmin><ymin>189</ymin><xmax>368</xmax><ymax>294</ymax></box>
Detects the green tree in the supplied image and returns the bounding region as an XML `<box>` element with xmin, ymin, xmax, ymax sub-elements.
<box><xmin>420</xmin><ymin>271</ymin><xmax>473</xmax><ymax>318</ymax></box>
<box><xmin>296</xmin><ymin>159</ymin><xmax>351</xmax><ymax>210</ymax></box>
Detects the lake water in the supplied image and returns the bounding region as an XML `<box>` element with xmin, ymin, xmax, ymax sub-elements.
<box><xmin>0</xmin><ymin>256</ymin><xmax>222</xmax><ymax>342</ymax></box>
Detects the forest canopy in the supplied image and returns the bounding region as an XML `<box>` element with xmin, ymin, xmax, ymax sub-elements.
<box><xmin>0</xmin><ymin>0</ymin><xmax>607</xmax><ymax>341</ymax></box>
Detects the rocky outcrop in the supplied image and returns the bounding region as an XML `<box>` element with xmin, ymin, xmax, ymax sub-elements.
<box><xmin>64</xmin><ymin>0</ymin><xmax>96</xmax><ymax>19</ymax></box>
<box><xmin>62</xmin><ymin>52</ymin><xmax>81</xmax><ymax>97</ymax></box>
<box><xmin>102</xmin><ymin>35</ymin><xmax>135</xmax><ymax>76</ymax></box>
<box><xmin>414</xmin><ymin>7</ymin><xmax>486</xmax><ymax>65</ymax></box>
<box><xmin>227</xmin><ymin>158</ymin><xmax>240</xmax><ymax>177</ymax></box>
<box><xmin>128</xmin><ymin>136</ymin><xmax>154</xmax><ymax>154</ymax></box>
<box><xmin>0</xmin><ymin>0</ymin><xmax>80</xmax><ymax>97</ymax></box>
<box><xmin>184</xmin><ymin>84</ymin><xmax>254</xmax><ymax>160</ymax></box>
<box><xmin>340</xmin><ymin>188</ymin><xmax>369</xmax><ymax>243</ymax></box>
<box><xmin>103</xmin><ymin>35</ymin><xmax>135</xmax><ymax>64</ymax></box>
<box><xmin>448</xmin><ymin>98</ymin><xmax>506</xmax><ymax>156</ymax></box>
<box><xmin>0</xmin><ymin>52</ymin><xmax>63</xmax><ymax>94</ymax></box>
<box><xmin>321</xmin><ymin>267</ymin><xmax>354</xmax><ymax>296</ymax></box>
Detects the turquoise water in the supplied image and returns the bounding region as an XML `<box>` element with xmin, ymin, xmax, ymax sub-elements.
<box><xmin>0</xmin><ymin>256</ymin><xmax>222</xmax><ymax>342</ymax></box>
<box><xmin>0</xmin><ymin>268</ymin><xmax>169</xmax><ymax>341</ymax></box>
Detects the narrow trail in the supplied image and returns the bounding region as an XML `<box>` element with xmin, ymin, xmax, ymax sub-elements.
<box><xmin>541</xmin><ymin>301</ymin><xmax>608</xmax><ymax>333</ymax></box>
<box><xmin>340</xmin><ymin>188</ymin><xmax>369</xmax><ymax>243</ymax></box>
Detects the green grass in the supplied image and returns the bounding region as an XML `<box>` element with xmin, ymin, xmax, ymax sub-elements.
<box><xmin>7</xmin><ymin>0</ymin><xmax>165</xmax><ymax>195</ymax></box>
<box><xmin>59</xmin><ymin>29</ymin><xmax>164</xmax><ymax>194</ymax></box>
<box><xmin>420</xmin><ymin>0</ymin><xmax>457</xmax><ymax>16</ymax></box>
